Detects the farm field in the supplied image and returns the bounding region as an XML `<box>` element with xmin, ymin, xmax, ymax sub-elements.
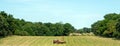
<box><xmin>0</xmin><ymin>36</ymin><xmax>120</xmax><ymax>46</ymax></box>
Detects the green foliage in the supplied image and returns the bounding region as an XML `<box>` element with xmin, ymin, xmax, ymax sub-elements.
<box><xmin>92</xmin><ymin>13</ymin><xmax>120</xmax><ymax>38</ymax></box>
<box><xmin>0</xmin><ymin>11</ymin><xmax>75</xmax><ymax>37</ymax></box>
<box><xmin>0</xmin><ymin>11</ymin><xmax>13</xmax><ymax>37</ymax></box>
<box><xmin>63</xmin><ymin>23</ymin><xmax>75</xmax><ymax>36</ymax></box>
<box><xmin>14</xmin><ymin>30</ymin><xmax>29</xmax><ymax>36</ymax></box>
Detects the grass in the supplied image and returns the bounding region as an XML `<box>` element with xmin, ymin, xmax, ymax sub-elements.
<box><xmin>0</xmin><ymin>36</ymin><xmax>120</xmax><ymax>46</ymax></box>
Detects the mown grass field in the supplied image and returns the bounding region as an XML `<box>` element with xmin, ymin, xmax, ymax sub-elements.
<box><xmin>0</xmin><ymin>36</ymin><xmax>120</xmax><ymax>46</ymax></box>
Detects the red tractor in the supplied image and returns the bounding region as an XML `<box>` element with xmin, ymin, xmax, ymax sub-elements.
<box><xmin>53</xmin><ymin>36</ymin><xmax>66</xmax><ymax>44</ymax></box>
<box><xmin>53</xmin><ymin>39</ymin><xmax>66</xmax><ymax>44</ymax></box>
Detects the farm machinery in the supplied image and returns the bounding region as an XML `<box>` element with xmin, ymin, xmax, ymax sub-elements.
<box><xmin>53</xmin><ymin>36</ymin><xmax>66</xmax><ymax>44</ymax></box>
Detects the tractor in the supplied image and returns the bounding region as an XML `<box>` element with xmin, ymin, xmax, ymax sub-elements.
<box><xmin>53</xmin><ymin>36</ymin><xmax>66</xmax><ymax>44</ymax></box>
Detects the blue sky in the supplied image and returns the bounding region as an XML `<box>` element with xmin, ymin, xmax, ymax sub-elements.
<box><xmin>0</xmin><ymin>0</ymin><xmax>120</xmax><ymax>29</ymax></box>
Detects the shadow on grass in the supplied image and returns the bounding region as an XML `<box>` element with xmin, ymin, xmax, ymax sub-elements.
<box><xmin>112</xmin><ymin>38</ymin><xmax>120</xmax><ymax>40</ymax></box>
<box><xmin>97</xmin><ymin>35</ymin><xmax>120</xmax><ymax>40</ymax></box>
<box><xmin>0</xmin><ymin>36</ymin><xmax>5</xmax><ymax>44</ymax></box>
<box><xmin>0</xmin><ymin>36</ymin><xmax>5</xmax><ymax>39</ymax></box>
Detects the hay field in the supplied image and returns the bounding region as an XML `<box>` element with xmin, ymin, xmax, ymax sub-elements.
<box><xmin>0</xmin><ymin>36</ymin><xmax>120</xmax><ymax>46</ymax></box>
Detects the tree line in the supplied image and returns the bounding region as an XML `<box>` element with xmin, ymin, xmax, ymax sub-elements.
<box><xmin>91</xmin><ymin>13</ymin><xmax>120</xmax><ymax>38</ymax></box>
<box><xmin>0</xmin><ymin>11</ymin><xmax>75</xmax><ymax>37</ymax></box>
<box><xmin>76</xmin><ymin>27</ymin><xmax>91</xmax><ymax>33</ymax></box>
<box><xmin>1</xmin><ymin>11</ymin><xmax>120</xmax><ymax>39</ymax></box>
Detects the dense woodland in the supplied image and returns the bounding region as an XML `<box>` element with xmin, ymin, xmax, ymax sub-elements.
<box><xmin>92</xmin><ymin>13</ymin><xmax>120</xmax><ymax>38</ymax></box>
<box><xmin>0</xmin><ymin>11</ymin><xmax>120</xmax><ymax>39</ymax></box>
<box><xmin>0</xmin><ymin>11</ymin><xmax>75</xmax><ymax>37</ymax></box>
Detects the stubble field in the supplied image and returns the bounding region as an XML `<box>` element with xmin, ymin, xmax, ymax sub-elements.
<box><xmin>0</xmin><ymin>36</ymin><xmax>120</xmax><ymax>46</ymax></box>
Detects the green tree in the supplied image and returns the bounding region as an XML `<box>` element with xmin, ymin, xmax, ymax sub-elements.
<box><xmin>63</xmin><ymin>23</ymin><xmax>75</xmax><ymax>36</ymax></box>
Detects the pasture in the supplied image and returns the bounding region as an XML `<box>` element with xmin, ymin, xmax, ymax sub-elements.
<box><xmin>0</xmin><ymin>36</ymin><xmax>120</xmax><ymax>46</ymax></box>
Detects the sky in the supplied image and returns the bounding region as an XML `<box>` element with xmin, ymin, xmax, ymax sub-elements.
<box><xmin>0</xmin><ymin>0</ymin><xmax>120</xmax><ymax>29</ymax></box>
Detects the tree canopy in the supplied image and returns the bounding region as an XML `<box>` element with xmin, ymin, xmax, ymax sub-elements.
<box><xmin>1</xmin><ymin>11</ymin><xmax>120</xmax><ymax>39</ymax></box>
<box><xmin>0</xmin><ymin>11</ymin><xmax>75</xmax><ymax>37</ymax></box>
<box><xmin>91</xmin><ymin>13</ymin><xmax>120</xmax><ymax>38</ymax></box>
